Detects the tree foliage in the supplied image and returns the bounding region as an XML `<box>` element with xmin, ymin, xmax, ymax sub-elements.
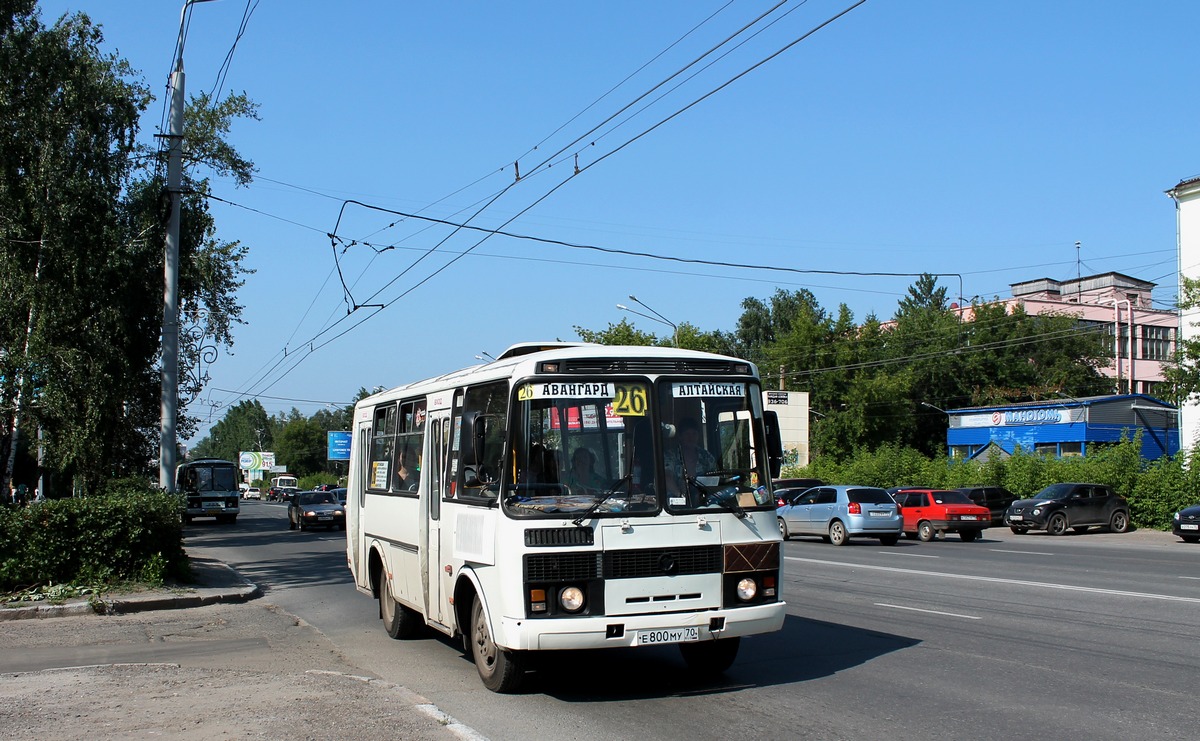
<box><xmin>0</xmin><ymin>4</ymin><xmax>256</xmax><ymax>495</ymax></box>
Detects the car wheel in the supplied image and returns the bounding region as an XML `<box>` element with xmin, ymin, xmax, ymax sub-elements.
<box><xmin>1010</xmin><ymin>526</ymin><xmax>1027</xmax><ymax>535</ymax></box>
<box><xmin>917</xmin><ymin>521</ymin><xmax>935</xmax><ymax>542</ymax></box>
<box><xmin>1046</xmin><ymin>512</ymin><xmax>1068</xmax><ymax>536</ymax></box>
<box><xmin>679</xmin><ymin>637</ymin><xmax>741</xmax><ymax>675</ymax></box>
<box><xmin>828</xmin><ymin>520</ymin><xmax>848</xmax><ymax>546</ymax></box>
<box><xmin>1072</xmin><ymin>526</ymin><xmax>1090</xmax><ymax>534</ymax></box>
<box><xmin>778</xmin><ymin>518</ymin><xmax>790</xmax><ymax>540</ymax></box>
<box><xmin>878</xmin><ymin>534</ymin><xmax>899</xmax><ymax>546</ymax></box>
<box><xmin>471</xmin><ymin>597</ymin><xmax>525</xmax><ymax>693</ymax></box>
<box><xmin>288</xmin><ymin>515</ymin><xmax>296</xmax><ymax>530</ymax></box>
<box><xmin>380</xmin><ymin>572</ymin><xmax>422</xmax><ymax>640</ymax></box>
<box><xmin>1109</xmin><ymin>510</ymin><xmax>1130</xmax><ymax>533</ymax></box>
<box><xmin>959</xmin><ymin>529</ymin><xmax>980</xmax><ymax>542</ymax></box>
<box><xmin>1182</xmin><ymin>535</ymin><xmax>1200</xmax><ymax>544</ymax></box>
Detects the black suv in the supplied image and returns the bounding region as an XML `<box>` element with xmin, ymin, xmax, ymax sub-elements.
<box><xmin>955</xmin><ymin>486</ymin><xmax>1017</xmax><ymax>525</ymax></box>
<box><xmin>1004</xmin><ymin>483</ymin><xmax>1130</xmax><ymax>535</ymax></box>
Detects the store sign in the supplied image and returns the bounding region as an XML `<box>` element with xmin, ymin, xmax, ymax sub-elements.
<box><xmin>994</xmin><ymin>409</ymin><xmax>1063</xmax><ymax>426</ymax></box>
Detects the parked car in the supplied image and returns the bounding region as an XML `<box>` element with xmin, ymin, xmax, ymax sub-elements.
<box><xmin>243</xmin><ymin>486</ymin><xmax>261</xmax><ymax>500</ymax></box>
<box><xmin>891</xmin><ymin>488</ymin><xmax>991</xmax><ymax>542</ymax></box>
<box><xmin>1172</xmin><ymin>504</ymin><xmax>1200</xmax><ymax>543</ymax></box>
<box><xmin>955</xmin><ymin>486</ymin><xmax>1017</xmax><ymax>525</ymax></box>
<box><xmin>1004</xmin><ymin>483</ymin><xmax>1130</xmax><ymax>535</ymax></box>
<box><xmin>288</xmin><ymin>490</ymin><xmax>346</xmax><ymax>531</ymax></box>
<box><xmin>777</xmin><ymin>485</ymin><xmax>901</xmax><ymax>546</ymax></box>
<box><xmin>772</xmin><ymin>478</ymin><xmax>824</xmax><ymax>507</ymax></box>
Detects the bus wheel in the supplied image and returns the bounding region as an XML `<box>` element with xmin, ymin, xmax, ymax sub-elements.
<box><xmin>470</xmin><ymin>598</ymin><xmax>525</xmax><ymax>693</ymax></box>
<box><xmin>679</xmin><ymin>637</ymin><xmax>741</xmax><ymax>675</ymax></box>
<box><xmin>380</xmin><ymin>574</ymin><xmax>421</xmax><ymax>640</ymax></box>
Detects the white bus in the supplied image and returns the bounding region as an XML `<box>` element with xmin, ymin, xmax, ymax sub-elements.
<box><xmin>271</xmin><ymin>474</ymin><xmax>298</xmax><ymax>490</ymax></box>
<box><xmin>346</xmin><ymin>342</ymin><xmax>786</xmax><ymax>692</ymax></box>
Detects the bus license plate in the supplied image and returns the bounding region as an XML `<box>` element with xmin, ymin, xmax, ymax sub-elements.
<box><xmin>202</xmin><ymin>501</ymin><xmax>221</xmax><ymax>509</ymax></box>
<box><xmin>637</xmin><ymin>627</ymin><xmax>699</xmax><ymax>646</ymax></box>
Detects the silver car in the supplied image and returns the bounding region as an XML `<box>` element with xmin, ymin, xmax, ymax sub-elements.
<box><xmin>777</xmin><ymin>485</ymin><xmax>902</xmax><ymax>546</ymax></box>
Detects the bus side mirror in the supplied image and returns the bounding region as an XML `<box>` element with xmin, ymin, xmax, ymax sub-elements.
<box><xmin>764</xmin><ymin>410</ymin><xmax>784</xmax><ymax>478</ymax></box>
<box><xmin>460</xmin><ymin>411</ymin><xmax>489</xmax><ymax>466</ymax></box>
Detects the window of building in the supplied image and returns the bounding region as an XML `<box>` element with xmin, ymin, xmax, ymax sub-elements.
<box><xmin>950</xmin><ymin>445</ymin><xmax>974</xmax><ymax>460</ymax></box>
<box><xmin>1060</xmin><ymin>442</ymin><xmax>1083</xmax><ymax>457</ymax></box>
<box><xmin>1034</xmin><ymin>443</ymin><xmax>1058</xmax><ymax>456</ymax></box>
<box><xmin>1141</xmin><ymin>325</ymin><xmax>1173</xmax><ymax>361</ymax></box>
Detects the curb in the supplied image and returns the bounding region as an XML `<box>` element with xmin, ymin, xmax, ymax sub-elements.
<box><xmin>0</xmin><ymin>560</ymin><xmax>261</xmax><ymax>621</ymax></box>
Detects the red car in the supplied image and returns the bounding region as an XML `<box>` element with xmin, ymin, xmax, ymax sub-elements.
<box><xmin>891</xmin><ymin>488</ymin><xmax>991</xmax><ymax>542</ymax></box>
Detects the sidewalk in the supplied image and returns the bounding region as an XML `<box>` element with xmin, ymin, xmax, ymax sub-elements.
<box><xmin>0</xmin><ymin>558</ymin><xmax>486</xmax><ymax>740</ymax></box>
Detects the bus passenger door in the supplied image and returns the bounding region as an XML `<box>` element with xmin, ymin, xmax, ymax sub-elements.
<box><xmin>424</xmin><ymin>410</ymin><xmax>451</xmax><ymax>627</ymax></box>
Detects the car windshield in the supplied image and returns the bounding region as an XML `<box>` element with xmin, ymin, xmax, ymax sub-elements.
<box><xmin>301</xmin><ymin>492</ymin><xmax>337</xmax><ymax>505</ymax></box>
<box><xmin>1034</xmin><ymin>483</ymin><xmax>1075</xmax><ymax>500</ymax></box>
<box><xmin>847</xmin><ymin>488</ymin><xmax>892</xmax><ymax>504</ymax></box>
<box><xmin>932</xmin><ymin>491</ymin><xmax>973</xmax><ymax>504</ymax></box>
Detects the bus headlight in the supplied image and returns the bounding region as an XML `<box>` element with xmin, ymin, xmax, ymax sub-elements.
<box><xmin>559</xmin><ymin>586</ymin><xmax>585</xmax><ymax>613</ymax></box>
<box><xmin>736</xmin><ymin>578</ymin><xmax>758</xmax><ymax>602</ymax></box>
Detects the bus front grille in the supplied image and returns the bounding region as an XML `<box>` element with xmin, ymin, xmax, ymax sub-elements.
<box><xmin>604</xmin><ymin>545</ymin><xmax>723</xmax><ymax>579</ymax></box>
<box><xmin>524</xmin><ymin>527</ymin><xmax>595</xmax><ymax>547</ymax></box>
<box><xmin>524</xmin><ymin>552</ymin><xmax>603</xmax><ymax>582</ymax></box>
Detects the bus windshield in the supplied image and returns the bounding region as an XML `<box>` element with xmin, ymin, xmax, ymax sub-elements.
<box><xmin>183</xmin><ymin>464</ymin><xmax>238</xmax><ymax>493</ymax></box>
<box><xmin>505</xmin><ymin>379</ymin><xmax>656</xmax><ymax>518</ymax></box>
<box><xmin>503</xmin><ymin>377</ymin><xmax>774</xmax><ymax>518</ymax></box>
<box><xmin>657</xmin><ymin>379</ymin><xmax>774</xmax><ymax>514</ymax></box>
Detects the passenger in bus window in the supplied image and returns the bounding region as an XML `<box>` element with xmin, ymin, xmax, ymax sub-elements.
<box><xmin>564</xmin><ymin>447</ymin><xmax>605</xmax><ymax>494</ymax></box>
<box><xmin>665</xmin><ymin>417</ymin><xmax>716</xmax><ymax>498</ymax></box>
<box><xmin>397</xmin><ymin>448</ymin><xmax>420</xmax><ymax>491</ymax></box>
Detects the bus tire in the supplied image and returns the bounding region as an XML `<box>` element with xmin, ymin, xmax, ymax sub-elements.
<box><xmin>380</xmin><ymin>573</ymin><xmax>421</xmax><ymax>640</ymax></box>
<box><xmin>470</xmin><ymin>597</ymin><xmax>525</xmax><ymax>693</ymax></box>
<box><xmin>679</xmin><ymin>636</ymin><xmax>741</xmax><ymax>675</ymax></box>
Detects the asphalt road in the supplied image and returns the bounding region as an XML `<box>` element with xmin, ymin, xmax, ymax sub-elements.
<box><xmin>191</xmin><ymin>500</ymin><xmax>1200</xmax><ymax>741</ymax></box>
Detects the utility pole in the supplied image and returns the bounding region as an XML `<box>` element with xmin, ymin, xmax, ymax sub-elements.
<box><xmin>159</xmin><ymin>50</ymin><xmax>185</xmax><ymax>492</ymax></box>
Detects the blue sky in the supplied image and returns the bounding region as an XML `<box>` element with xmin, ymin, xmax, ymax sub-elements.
<box><xmin>34</xmin><ymin>1</ymin><xmax>1199</xmax><ymax>442</ymax></box>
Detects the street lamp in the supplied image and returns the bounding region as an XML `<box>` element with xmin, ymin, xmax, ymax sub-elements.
<box><xmin>160</xmin><ymin>0</ymin><xmax>220</xmax><ymax>492</ymax></box>
<box><xmin>920</xmin><ymin>401</ymin><xmax>948</xmax><ymax>414</ymax></box>
<box><xmin>617</xmin><ymin>295</ymin><xmax>679</xmax><ymax>347</ymax></box>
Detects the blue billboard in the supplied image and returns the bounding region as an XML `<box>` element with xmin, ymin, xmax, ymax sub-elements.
<box><xmin>327</xmin><ymin>431</ymin><xmax>352</xmax><ymax>461</ymax></box>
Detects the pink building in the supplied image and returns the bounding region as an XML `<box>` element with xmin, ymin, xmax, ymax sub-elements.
<box><xmin>963</xmin><ymin>272</ymin><xmax>1177</xmax><ymax>398</ymax></box>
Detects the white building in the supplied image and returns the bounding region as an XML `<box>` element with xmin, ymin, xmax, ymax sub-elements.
<box><xmin>1168</xmin><ymin>175</ymin><xmax>1200</xmax><ymax>451</ymax></box>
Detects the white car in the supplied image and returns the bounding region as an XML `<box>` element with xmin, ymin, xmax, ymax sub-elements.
<box><xmin>244</xmin><ymin>487</ymin><xmax>262</xmax><ymax>500</ymax></box>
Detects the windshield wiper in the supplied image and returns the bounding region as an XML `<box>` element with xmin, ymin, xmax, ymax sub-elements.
<box><xmin>572</xmin><ymin>473</ymin><xmax>633</xmax><ymax>527</ymax></box>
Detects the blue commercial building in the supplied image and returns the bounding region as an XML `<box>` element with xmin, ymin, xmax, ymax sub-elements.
<box><xmin>944</xmin><ymin>394</ymin><xmax>1179</xmax><ymax>462</ymax></box>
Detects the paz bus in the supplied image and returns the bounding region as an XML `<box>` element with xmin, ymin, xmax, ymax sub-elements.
<box><xmin>176</xmin><ymin>458</ymin><xmax>241</xmax><ymax>524</ymax></box>
<box><xmin>345</xmin><ymin>342</ymin><xmax>786</xmax><ymax>692</ymax></box>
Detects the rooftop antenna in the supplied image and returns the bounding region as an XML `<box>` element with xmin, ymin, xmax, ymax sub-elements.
<box><xmin>1075</xmin><ymin>240</ymin><xmax>1081</xmax><ymax>301</ymax></box>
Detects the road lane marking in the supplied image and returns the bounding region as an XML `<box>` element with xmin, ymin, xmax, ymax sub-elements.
<box><xmin>786</xmin><ymin>555</ymin><xmax>1200</xmax><ymax>603</ymax></box>
<box><xmin>990</xmin><ymin>549</ymin><xmax>1055</xmax><ymax>556</ymax></box>
<box><xmin>1179</xmin><ymin>576</ymin><xmax>1200</xmax><ymax>581</ymax></box>
<box><xmin>875</xmin><ymin>603</ymin><xmax>981</xmax><ymax>620</ymax></box>
<box><xmin>882</xmin><ymin>551</ymin><xmax>939</xmax><ymax>558</ymax></box>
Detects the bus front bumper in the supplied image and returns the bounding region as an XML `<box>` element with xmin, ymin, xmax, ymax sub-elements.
<box><xmin>498</xmin><ymin>600</ymin><xmax>786</xmax><ymax>651</ymax></box>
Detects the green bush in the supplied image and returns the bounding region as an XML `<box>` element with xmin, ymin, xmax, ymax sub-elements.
<box><xmin>0</xmin><ymin>484</ymin><xmax>189</xmax><ymax>593</ymax></box>
<box><xmin>787</xmin><ymin>437</ymin><xmax>1197</xmax><ymax>531</ymax></box>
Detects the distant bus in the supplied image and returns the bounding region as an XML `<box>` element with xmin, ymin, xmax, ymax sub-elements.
<box><xmin>271</xmin><ymin>474</ymin><xmax>298</xmax><ymax>490</ymax></box>
<box><xmin>176</xmin><ymin>458</ymin><xmax>240</xmax><ymax>524</ymax></box>
<box><xmin>346</xmin><ymin>342</ymin><xmax>786</xmax><ymax>692</ymax></box>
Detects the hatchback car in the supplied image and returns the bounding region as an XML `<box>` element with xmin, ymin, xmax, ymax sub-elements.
<box><xmin>1004</xmin><ymin>482</ymin><xmax>1130</xmax><ymax>535</ymax></box>
<box><xmin>777</xmin><ymin>485</ymin><xmax>901</xmax><ymax>546</ymax></box>
<box><xmin>242</xmin><ymin>486</ymin><xmax>261</xmax><ymax>500</ymax></box>
<box><xmin>1172</xmin><ymin>504</ymin><xmax>1200</xmax><ymax>543</ymax></box>
<box><xmin>288</xmin><ymin>490</ymin><xmax>346</xmax><ymax>531</ymax></box>
<box><xmin>955</xmin><ymin>486</ymin><xmax>1017</xmax><ymax>525</ymax></box>
<box><xmin>891</xmin><ymin>488</ymin><xmax>991</xmax><ymax>542</ymax></box>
